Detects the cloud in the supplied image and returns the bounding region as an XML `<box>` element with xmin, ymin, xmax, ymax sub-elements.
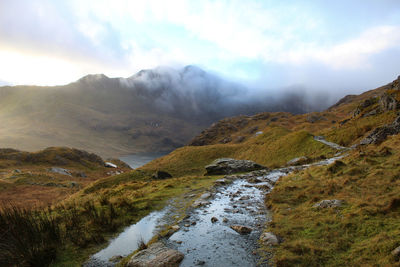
<box><xmin>0</xmin><ymin>0</ymin><xmax>399</xmax><ymax>92</ymax></box>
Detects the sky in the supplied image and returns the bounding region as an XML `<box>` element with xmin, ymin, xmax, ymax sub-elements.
<box><xmin>0</xmin><ymin>0</ymin><xmax>400</xmax><ymax>96</ymax></box>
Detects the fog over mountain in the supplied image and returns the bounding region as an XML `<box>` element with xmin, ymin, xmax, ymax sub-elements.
<box><xmin>0</xmin><ymin>65</ymin><xmax>331</xmax><ymax>157</ymax></box>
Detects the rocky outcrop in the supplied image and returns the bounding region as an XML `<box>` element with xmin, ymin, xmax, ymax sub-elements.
<box><xmin>379</xmin><ymin>93</ymin><xmax>399</xmax><ymax>111</ymax></box>
<box><xmin>313</xmin><ymin>199</ymin><xmax>343</xmax><ymax>208</ymax></box>
<box><xmin>105</xmin><ymin>162</ymin><xmax>117</xmax><ymax>168</ymax></box>
<box><xmin>230</xmin><ymin>225</ymin><xmax>252</xmax><ymax>234</ymax></box>
<box><xmin>47</xmin><ymin>167</ymin><xmax>72</xmax><ymax>176</ymax></box>
<box><xmin>152</xmin><ymin>170</ymin><xmax>172</xmax><ymax>179</ymax></box>
<box><xmin>205</xmin><ymin>158</ymin><xmax>266</xmax><ymax>175</ymax></box>
<box><xmin>360</xmin><ymin>116</ymin><xmax>400</xmax><ymax>145</ymax></box>
<box><xmin>127</xmin><ymin>242</ymin><xmax>184</xmax><ymax>267</ymax></box>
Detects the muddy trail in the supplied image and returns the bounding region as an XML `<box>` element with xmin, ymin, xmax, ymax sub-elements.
<box><xmin>86</xmin><ymin>136</ymin><xmax>350</xmax><ymax>266</ymax></box>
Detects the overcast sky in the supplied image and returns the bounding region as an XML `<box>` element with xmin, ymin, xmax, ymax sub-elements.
<box><xmin>0</xmin><ymin>0</ymin><xmax>400</xmax><ymax>96</ymax></box>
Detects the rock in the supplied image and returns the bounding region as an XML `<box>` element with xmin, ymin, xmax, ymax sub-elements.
<box><xmin>109</xmin><ymin>255</ymin><xmax>123</xmax><ymax>263</ymax></box>
<box><xmin>13</xmin><ymin>169</ymin><xmax>21</xmax><ymax>173</ymax></box>
<box><xmin>239</xmin><ymin>195</ymin><xmax>250</xmax><ymax>200</ymax></box>
<box><xmin>171</xmin><ymin>225</ymin><xmax>180</xmax><ymax>231</ymax></box>
<box><xmin>230</xmin><ymin>225</ymin><xmax>252</xmax><ymax>235</ymax></box>
<box><xmin>222</xmin><ymin>218</ymin><xmax>228</xmax><ymax>223</ymax></box>
<box><xmin>248</xmin><ymin>177</ymin><xmax>262</xmax><ymax>183</ymax></box>
<box><xmin>152</xmin><ymin>170</ymin><xmax>172</xmax><ymax>180</ymax></box>
<box><xmin>235</xmin><ymin>136</ymin><xmax>245</xmax><ymax>143</ymax></box>
<box><xmin>200</xmin><ymin>192</ymin><xmax>212</xmax><ymax>199</ymax></box>
<box><xmin>260</xmin><ymin>232</ymin><xmax>279</xmax><ymax>245</ymax></box>
<box><xmin>380</xmin><ymin>93</ymin><xmax>399</xmax><ymax>111</ymax></box>
<box><xmin>68</xmin><ymin>181</ymin><xmax>79</xmax><ymax>188</ymax></box>
<box><xmin>360</xmin><ymin>116</ymin><xmax>400</xmax><ymax>145</ymax></box>
<box><xmin>214</xmin><ymin>179</ymin><xmax>228</xmax><ymax>185</ymax></box>
<box><xmin>127</xmin><ymin>242</ymin><xmax>184</xmax><ymax>267</ymax></box>
<box><xmin>196</xmin><ymin>260</ymin><xmax>206</xmax><ymax>265</ymax></box>
<box><xmin>313</xmin><ymin>199</ymin><xmax>343</xmax><ymax>208</ymax></box>
<box><xmin>75</xmin><ymin>172</ymin><xmax>87</xmax><ymax>178</ymax></box>
<box><xmin>105</xmin><ymin>162</ymin><xmax>118</xmax><ymax>168</ymax></box>
<box><xmin>211</xmin><ymin>217</ymin><xmax>218</xmax><ymax>223</ymax></box>
<box><xmin>287</xmin><ymin>156</ymin><xmax>309</xmax><ymax>166</ymax></box>
<box><xmin>205</xmin><ymin>158</ymin><xmax>267</xmax><ymax>175</ymax></box>
<box><xmin>192</xmin><ymin>200</ymin><xmax>211</xmax><ymax>208</ymax></box>
<box><xmin>307</xmin><ymin>114</ymin><xmax>325</xmax><ymax>123</ymax></box>
<box><xmin>255</xmin><ymin>131</ymin><xmax>263</xmax><ymax>136</ymax></box>
<box><xmin>47</xmin><ymin>167</ymin><xmax>72</xmax><ymax>176</ymax></box>
<box><xmin>392</xmin><ymin>246</ymin><xmax>400</xmax><ymax>257</ymax></box>
<box><xmin>184</xmin><ymin>223</ymin><xmax>190</xmax><ymax>227</ymax></box>
<box><xmin>219</xmin><ymin>137</ymin><xmax>232</xmax><ymax>144</ymax></box>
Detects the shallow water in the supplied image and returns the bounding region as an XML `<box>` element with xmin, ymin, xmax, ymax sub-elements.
<box><xmin>119</xmin><ymin>152</ymin><xmax>166</xmax><ymax>169</ymax></box>
<box><xmin>167</xmin><ymin>171</ymin><xmax>286</xmax><ymax>267</ymax></box>
<box><xmin>85</xmin><ymin>209</ymin><xmax>169</xmax><ymax>266</ymax></box>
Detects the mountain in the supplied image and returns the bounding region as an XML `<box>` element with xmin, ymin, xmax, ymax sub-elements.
<box><xmin>2</xmin><ymin>74</ymin><xmax>400</xmax><ymax>266</ymax></box>
<box><xmin>0</xmin><ymin>66</ymin><xmax>326</xmax><ymax>157</ymax></box>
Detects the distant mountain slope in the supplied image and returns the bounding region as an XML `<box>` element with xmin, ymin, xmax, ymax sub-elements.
<box><xmin>0</xmin><ymin>65</ymin><xmax>326</xmax><ymax>157</ymax></box>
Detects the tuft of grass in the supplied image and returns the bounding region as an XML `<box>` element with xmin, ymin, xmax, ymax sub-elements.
<box><xmin>0</xmin><ymin>205</ymin><xmax>62</xmax><ymax>266</ymax></box>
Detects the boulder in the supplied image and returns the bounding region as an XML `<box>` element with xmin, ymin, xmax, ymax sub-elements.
<box><xmin>205</xmin><ymin>158</ymin><xmax>266</xmax><ymax>175</ymax></box>
<box><xmin>260</xmin><ymin>232</ymin><xmax>279</xmax><ymax>245</ymax></box>
<box><xmin>360</xmin><ymin>116</ymin><xmax>400</xmax><ymax>145</ymax></box>
<box><xmin>200</xmin><ymin>192</ymin><xmax>212</xmax><ymax>199</ymax></box>
<box><xmin>230</xmin><ymin>225</ymin><xmax>252</xmax><ymax>235</ymax></box>
<box><xmin>127</xmin><ymin>242</ymin><xmax>184</xmax><ymax>267</ymax></box>
<box><xmin>47</xmin><ymin>167</ymin><xmax>72</xmax><ymax>176</ymax></box>
<box><xmin>105</xmin><ymin>162</ymin><xmax>118</xmax><ymax>168</ymax></box>
<box><xmin>152</xmin><ymin>170</ymin><xmax>172</xmax><ymax>180</ymax></box>
<box><xmin>313</xmin><ymin>199</ymin><xmax>343</xmax><ymax>208</ymax></box>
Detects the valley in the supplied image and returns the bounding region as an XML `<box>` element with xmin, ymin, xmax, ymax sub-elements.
<box><xmin>1</xmin><ymin>75</ymin><xmax>400</xmax><ymax>266</ymax></box>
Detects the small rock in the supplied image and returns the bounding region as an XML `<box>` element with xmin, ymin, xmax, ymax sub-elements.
<box><xmin>127</xmin><ymin>242</ymin><xmax>184</xmax><ymax>267</ymax></box>
<box><xmin>260</xmin><ymin>232</ymin><xmax>279</xmax><ymax>245</ymax></box>
<box><xmin>176</xmin><ymin>240</ymin><xmax>182</xmax><ymax>244</ymax></box>
<box><xmin>200</xmin><ymin>192</ymin><xmax>212</xmax><ymax>199</ymax></box>
<box><xmin>75</xmin><ymin>172</ymin><xmax>87</xmax><ymax>178</ymax></box>
<box><xmin>222</xmin><ymin>218</ymin><xmax>228</xmax><ymax>223</ymax></box>
<box><xmin>184</xmin><ymin>224</ymin><xmax>190</xmax><ymax>227</ymax></box>
<box><xmin>196</xmin><ymin>260</ymin><xmax>206</xmax><ymax>265</ymax></box>
<box><xmin>313</xmin><ymin>199</ymin><xmax>343</xmax><ymax>208</ymax></box>
<box><xmin>109</xmin><ymin>255</ymin><xmax>123</xmax><ymax>263</ymax></box>
<box><xmin>191</xmin><ymin>221</ymin><xmax>196</xmax><ymax>225</ymax></box>
<box><xmin>171</xmin><ymin>225</ymin><xmax>180</xmax><ymax>232</ymax></box>
<box><xmin>239</xmin><ymin>195</ymin><xmax>250</xmax><ymax>200</ymax></box>
<box><xmin>248</xmin><ymin>177</ymin><xmax>262</xmax><ymax>183</ymax></box>
<box><xmin>214</xmin><ymin>179</ymin><xmax>227</xmax><ymax>185</ymax></box>
<box><xmin>391</xmin><ymin>246</ymin><xmax>400</xmax><ymax>257</ymax></box>
<box><xmin>230</xmin><ymin>225</ymin><xmax>252</xmax><ymax>235</ymax></box>
<box><xmin>105</xmin><ymin>162</ymin><xmax>118</xmax><ymax>168</ymax></box>
<box><xmin>211</xmin><ymin>217</ymin><xmax>218</xmax><ymax>223</ymax></box>
<box><xmin>13</xmin><ymin>169</ymin><xmax>21</xmax><ymax>173</ymax></box>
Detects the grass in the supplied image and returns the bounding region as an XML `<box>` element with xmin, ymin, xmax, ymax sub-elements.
<box><xmin>142</xmin><ymin>126</ymin><xmax>335</xmax><ymax>176</ymax></box>
<box><xmin>263</xmin><ymin>135</ymin><xmax>400</xmax><ymax>266</ymax></box>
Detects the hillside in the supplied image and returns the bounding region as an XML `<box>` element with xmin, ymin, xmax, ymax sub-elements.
<box><xmin>1</xmin><ymin>75</ymin><xmax>400</xmax><ymax>266</ymax></box>
<box><xmin>0</xmin><ymin>66</ymin><xmax>325</xmax><ymax>158</ymax></box>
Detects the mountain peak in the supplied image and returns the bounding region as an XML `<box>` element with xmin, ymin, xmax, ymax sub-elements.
<box><xmin>77</xmin><ymin>74</ymin><xmax>109</xmax><ymax>83</ymax></box>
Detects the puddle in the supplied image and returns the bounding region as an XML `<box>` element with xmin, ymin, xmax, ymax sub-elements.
<box><xmin>85</xmin><ymin>208</ymin><xmax>169</xmax><ymax>266</ymax></box>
